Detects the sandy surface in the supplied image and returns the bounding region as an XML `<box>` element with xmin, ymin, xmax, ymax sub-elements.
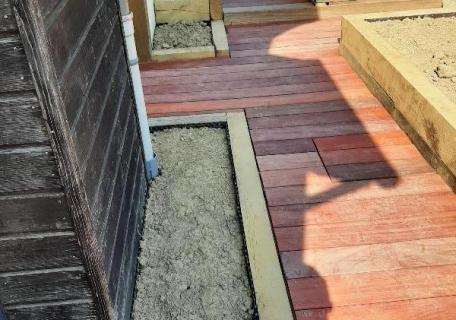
<box><xmin>153</xmin><ymin>22</ymin><xmax>212</xmax><ymax>49</ymax></box>
<box><xmin>371</xmin><ymin>16</ymin><xmax>456</xmax><ymax>104</ymax></box>
<box><xmin>132</xmin><ymin>127</ymin><xmax>255</xmax><ymax>320</ymax></box>
<box><xmin>445</xmin><ymin>0</ymin><xmax>456</xmax><ymax>9</ymax></box>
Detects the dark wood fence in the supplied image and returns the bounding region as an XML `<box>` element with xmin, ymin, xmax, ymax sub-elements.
<box><xmin>0</xmin><ymin>0</ymin><xmax>148</xmax><ymax>319</ymax></box>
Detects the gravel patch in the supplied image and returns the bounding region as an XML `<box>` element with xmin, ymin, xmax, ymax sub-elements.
<box><xmin>153</xmin><ymin>22</ymin><xmax>213</xmax><ymax>49</ymax></box>
<box><xmin>371</xmin><ymin>16</ymin><xmax>456</xmax><ymax>104</ymax></box>
<box><xmin>132</xmin><ymin>127</ymin><xmax>255</xmax><ymax>320</ymax></box>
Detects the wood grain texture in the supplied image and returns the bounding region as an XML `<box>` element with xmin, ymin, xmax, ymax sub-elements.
<box><xmin>6</xmin><ymin>302</ymin><xmax>97</xmax><ymax>320</ymax></box>
<box><xmin>0</xmin><ymin>93</ymin><xmax>48</xmax><ymax>146</ymax></box>
<box><xmin>0</xmin><ymin>0</ymin><xmax>17</xmax><ymax>32</ymax></box>
<box><xmin>0</xmin><ymin>193</ymin><xmax>72</xmax><ymax>235</ymax></box>
<box><xmin>265</xmin><ymin>173</ymin><xmax>450</xmax><ymax>206</ymax></box>
<box><xmin>0</xmin><ymin>235</ymin><xmax>82</xmax><ymax>272</ymax></box>
<box><xmin>253</xmin><ymin>138</ymin><xmax>316</xmax><ymax>156</ymax></box>
<box><xmin>0</xmin><ymin>146</ymin><xmax>61</xmax><ymax>194</ymax></box>
<box><xmin>295</xmin><ymin>296</ymin><xmax>456</xmax><ymax>320</ymax></box>
<box><xmin>274</xmin><ymin>209</ymin><xmax>456</xmax><ymax>251</ymax></box>
<box><xmin>281</xmin><ymin>237</ymin><xmax>456</xmax><ymax>278</ymax></box>
<box><xmin>0</xmin><ymin>35</ymin><xmax>34</xmax><ymax>93</ymax></box>
<box><xmin>0</xmin><ymin>268</ymin><xmax>92</xmax><ymax>306</ymax></box>
<box><xmin>269</xmin><ymin>192</ymin><xmax>456</xmax><ymax>227</ymax></box>
<box><xmin>288</xmin><ymin>264</ymin><xmax>456</xmax><ymax>310</ymax></box>
<box><xmin>12</xmin><ymin>1</ymin><xmax>114</xmax><ymax>318</ymax></box>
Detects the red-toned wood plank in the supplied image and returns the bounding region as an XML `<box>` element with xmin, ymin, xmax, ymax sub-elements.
<box><xmin>288</xmin><ymin>265</ymin><xmax>456</xmax><ymax>310</ymax></box>
<box><xmin>147</xmin><ymin>88</ymin><xmax>374</xmax><ymax>116</ymax></box>
<box><xmin>248</xmin><ymin>106</ymin><xmax>390</xmax><ymax>129</ymax></box>
<box><xmin>229</xmin><ymin>30</ymin><xmax>340</xmax><ymax>45</ymax></box>
<box><xmin>230</xmin><ymin>43</ymin><xmax>338</xmax><ymax>58</ymax></box>
<box><xmin>257</xmin><ymin>152</ymin><xmax>322</xmax><ymax>171</ymax></box>
<box><xmin>143</xmin><ymin>70</ymin><xmax>355</xmax><ymax>94</ymax></box>
<box><xmin>253</xmin><ymin>138</ymin><xmax>316</xmax><ymax>156</ymax></box>
<box><xmin>245</xmin><ymin>98</ymin><xmax>380</xmax><ymax>118</ymax></box>
<box><xmin>142</xmin><ymin>56</ymin><xmax>348</xmax><ymax>79</ymax></box>
<box><xmin>319</xmin><ymin>144</ymin><xmax>423</xmax><ymax>166</ymax></box>
<box><xmin>281</xmin><ymin>237</ymin><xmax>456</xmax><ymax>279</ymax></box>
<box><xmin>229</xmin><ymin>37</ymin><xmax>339</xmax><ymax>51</ymax></box>
<box><xmin>326</xmin><ymin>158</ymin><xmax>432</xmax><ymax>182</ymax></box>
<box><xmin>265</xmin><ymin>173</ymin><xmax>451</xmax><ymax>206</ymax></box>
<box><xmin>269</xmin><ymin>192</ymin><xmax>456</xmax><ymax>227</ymax></box>
<box><xmin>146</xmin><ymin>77</ymin><xmax>364</xmax><ymax>104</ymax></box>
<box><xmin>250</xmin><ymin>119</ymin><xmax>399</xmax><ymax>142</ymax></box>
<box><xmin>314</xmin><ymin>131</ymin><xmax>411</xmax><ymax>151</ymax></box>
<box><xmin>261</xmin><ymin>167</ymin><xmax>331</xmax><ymax>188</ymax></box>
<box><xmin>274</xmin><ymin>210</ymin><xmax>456</xmax><ymax>251</ymax></box>
<box><xmin>296</xmin><ymin>296</ymin><xmax>456</xmax><ymax>320</ymax></box>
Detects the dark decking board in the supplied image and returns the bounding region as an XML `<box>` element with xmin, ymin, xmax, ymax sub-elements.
<box><xmin>142</xmin><ymin>18</ymin><xmax>456</xmax><ymax>319</ymax></box>
<box><xmin>6</xmin><ymin>302</ymin><xmax>98</xmax><ymax>320</ymax></box>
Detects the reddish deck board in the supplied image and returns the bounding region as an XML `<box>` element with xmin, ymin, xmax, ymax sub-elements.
<box><xmin>141</xmin><ymin>19</ymin><xmax>456</xmax><ymax>320</ymax></box>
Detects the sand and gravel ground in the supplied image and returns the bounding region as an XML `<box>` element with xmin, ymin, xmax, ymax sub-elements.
<box><xmin>445</xmin><ymin>0</ymin><xmax>456</xmax><ymax>9</ymax></box>
<box><xmin>153</xmin><ymin>22</ymin><xmax>212</xmax><ymax>49</ymax></box>
<box><xmin>371</xmin><ymin>16</ymin><xmax>456</xmax><ymax>104</ymax></box>
<box><xmin>132</xmin><ymin>127</ymin><xmax>255</xmax><ymax>320</ymax></box>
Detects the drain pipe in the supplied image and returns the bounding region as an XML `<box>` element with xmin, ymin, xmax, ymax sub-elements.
<box><xmin>118</xmin><ymin>0</ymin><xmax>158</xmax><ymax>180</ymax></box>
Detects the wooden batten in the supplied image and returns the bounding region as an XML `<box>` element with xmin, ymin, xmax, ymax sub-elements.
<box><xmin>151</xmin><ymin>46</ymin><xmax>216</xmax><ymax>62</ymax></box>
<box><xmin>211</xmin><ymin>20</ymin><xmax>230</xmax><ymax>57</ymax></box>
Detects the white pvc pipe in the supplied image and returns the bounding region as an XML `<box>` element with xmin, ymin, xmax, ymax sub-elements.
<box><xmin>121</xmin><ymin>11</ymin><xmax>158</xmax><ymax>180</ymax></box>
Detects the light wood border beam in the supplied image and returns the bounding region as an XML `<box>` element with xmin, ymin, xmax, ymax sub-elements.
<box><xmin>340</xmin><ymin>8</ymin><xmax>456</xmax><ymax>190</ymax></box>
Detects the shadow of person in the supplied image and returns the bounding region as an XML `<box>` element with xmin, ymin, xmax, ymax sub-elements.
<box><xmin>246</xmin><ymin>18</ymin><xmax>403</xmax><ymax>320</ymax></box>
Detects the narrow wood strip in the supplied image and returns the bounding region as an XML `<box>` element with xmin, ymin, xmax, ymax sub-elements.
<box><xmin>245</xmin><ymin>98</ymin><xmax>380</xmax><ymax>118</ymax></box>
<box><xmin>253</xmin><ymin>138</ymin><xmax>316</xmax><ymax>156</ymax></box>
<box><xmin>147</xmin><ymin>77</ymin><xmax>364</xmax><ymax>104</ymax></box>
<box><xmin>251</xmin><ymin>119</ymin><xmax>399</xmax><ymax>142</ymax></box>
<box><xmin>274</xmin><ymin>210</ymin><xmax>456</xmax><ymax>251</ymax></box>
<box><xmin>269</xmin><ymin>192</ymin><xmax>456</xmax><ymax>227</ymax></box>
<box><xmin>319</xmin><ymin>144</ymin><xmax>423</xmax><ymax>166</ymax></box>
<box><xmin>265</xmin><ymin>173</ymin><xmax>450</xmax><ymax>206</ymax></box>
<box><xmin>141</xmin><ymin>55</ymin><xmax>347</xmax><ymax>78</ymax></box>
<box><xmin>143</xmin><ymin>67</ymin><xmax>354</xmax><ymax>93</ymax></box>
<box><xmin>295</xmin><ymin>296</ymin><xmax>456</xmax><ymax>320</ymax></box>
<box><xmin>261</xmin><ymin>167</ymin><xmax>331</xmax><ymax>188</ymax></box>
<box><xmin>230</xmin><ymin>43</ymin><xmax>338</xmax><ymax>58</ymax></box>
<box><xmin>327</xmin><ymin>158</ymin><xmax>432</xmax><ymax>182</ymax></box>
<box><xmin>281</xmin><ymin>237</ymin><xmax>456</xmax><ymax>279</ymax></box>
<box><xmin>288</xmin><ymin>264</ymin><xmax>456</xmax><ymax>310</ymax></box>
<box><xmin>257</xmin><ymin>152</ymin><xmax>322</xmax><ymax>171</ymax></box>
<box><xmin>248</xmin><ymin>106</ymin><xmax>389</xmax><ymax>129</ymax></box>
<box><xmin>147</xmin><ymin>89</ymin><xmax>373</xmax><ymax>116</ymax></box>
<box><xmin>313</xmin><ymin>131</ymin><xmax>411</xmax><ymax>151</ymax></box>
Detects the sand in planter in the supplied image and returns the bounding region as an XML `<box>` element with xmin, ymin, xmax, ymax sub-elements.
<box><xmin>371</xmin><ymin>16</ymin><xmax>456</xmax><ymax>104</ymax></box>
<box><xmin>153</xmin><ymin>22</ymin><xmax>213</xmax><ymax>50</ymax></box>
<box><xmin>445</xmin><ymin>0</ymin><xmax>456</xmax><ymax>9</ymax></box>
<box><xmin>133</xmin><ymin>127</ymin><xmax>255</xmax><ymax>320</ymax></box>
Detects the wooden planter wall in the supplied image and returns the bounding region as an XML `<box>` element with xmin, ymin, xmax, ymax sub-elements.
<box><xmin>0</xmin><ymin>0</ymin><xmax>147</xmax><ymax>319</ymax></box>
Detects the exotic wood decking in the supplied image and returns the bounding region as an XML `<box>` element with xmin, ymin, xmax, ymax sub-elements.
<box><xmin>142</xmin><ymin>19</ymin><xmax>456</xmax><ymax>319</ymax></box>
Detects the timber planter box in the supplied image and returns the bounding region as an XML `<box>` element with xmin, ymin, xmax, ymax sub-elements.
<box><xmin>340</xmin><ymin>9</ymin><xmax>456</xmax><ymax>190</ymax></box>
<box><xmin>151</xmin><ymin>20</ymin><xmax>229</xmax><ymax>62</ymax></box>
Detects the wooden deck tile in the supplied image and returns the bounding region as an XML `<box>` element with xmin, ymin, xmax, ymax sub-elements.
<box><xmin>142</xmin><ymin>18</ymin><xmax>456</xmax><ymax>320</ymax></box>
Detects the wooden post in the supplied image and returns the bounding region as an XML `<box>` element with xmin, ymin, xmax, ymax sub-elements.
<box><xmin>210</xmin><ymin>0</ymin><xmax>223</xmax><ymax>20</ymax></box>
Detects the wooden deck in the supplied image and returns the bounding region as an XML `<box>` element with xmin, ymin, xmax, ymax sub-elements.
<box><xmin>141</xmin><ymin>19</ymin><xmax>456</xmax><ymax>319</ymax></box>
